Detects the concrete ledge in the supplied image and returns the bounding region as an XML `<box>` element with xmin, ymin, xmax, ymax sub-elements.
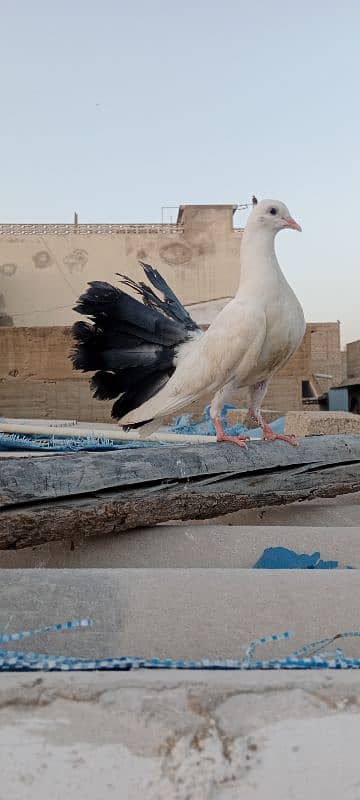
<box><xmin>1</xmin><ymin>525</ymin><xmax>359</xmax><ymax>569</ymax></box>
<box><xmin>285</xmin><ymin>410</ymin><xmax>360</xmax><ymax>436</ymax></box>
<box><xmin>1</xmin><ymin>568</ymin><xmax>360</xmax><ymax>661</ymax></box>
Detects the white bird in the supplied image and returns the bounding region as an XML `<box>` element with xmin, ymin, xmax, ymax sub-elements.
<box><xmin>72</xmin><ymin>199</ymin><xmax>305</xmax><ymax>447</ymax></box>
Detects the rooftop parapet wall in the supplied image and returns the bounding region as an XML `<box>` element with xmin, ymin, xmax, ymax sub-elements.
<box><xmin>0</xmin><ymin>205</ymin><xmax>242</xmax><ymax>328</ymax></box>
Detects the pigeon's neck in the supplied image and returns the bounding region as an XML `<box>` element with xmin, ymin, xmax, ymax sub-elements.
<box><xmin>237</xmin><ymin>227</ymin><xmax>281</xmax><ymax>292</ymax></box>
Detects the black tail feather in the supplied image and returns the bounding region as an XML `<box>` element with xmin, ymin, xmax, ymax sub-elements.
<box><xmin>141</xmin><ymin>262</ymin><xmax>199</xmax><ymax>331</ymax></box>
<box><xmin>74</xmin><ymin>281</ymin><xmax>187</xmax><ymax>346</ymax></box>
<box><xmin>122</xmin><ymin>419</ymin><xmax>154</xmax><ymax>430</ymax></box>
<box><xmin>117</xmin><ymin>263</ymin><xmax>199</xmax><ymax>332</ymax></box>
<box><xmin>111</xmin><ymin>371</ymin><xmax>171</xmax><ymax>421</ymax></box>
<box><xmin>71</xmin><ymin>262</ymin><xmax>199</xmax><ymax>421</ymax></box>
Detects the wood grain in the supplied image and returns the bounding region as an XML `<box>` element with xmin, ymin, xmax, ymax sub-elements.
<box><xmin>1</xmin><ymin>435</ymin><xmax>360</xmax><ymax>508</ymax></box>
<box><xmin>0</xmin><ymin>441</ymin><xmax>359</xmax><ymax>549</ymax></box>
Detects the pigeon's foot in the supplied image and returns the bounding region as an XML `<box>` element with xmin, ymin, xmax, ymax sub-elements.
<box><xmin>214</xmin><ymin>419</ymin><xmax>250</xmax><ymax>449</ymax></box>
<box><xmin>217</xmin><ymin>433</ymin><xmax>249</xmax><ymax>448</ymax></box>
<box><xmin>261</xmin><ymin>423</ymin><xmax>298</xmax><ymax>447</ymax></box>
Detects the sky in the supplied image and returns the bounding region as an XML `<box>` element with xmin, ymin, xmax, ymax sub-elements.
<box><xmin>1</xmin><ymin>0</ymin><xmax>359</xmax><ymax>343</ymax></box>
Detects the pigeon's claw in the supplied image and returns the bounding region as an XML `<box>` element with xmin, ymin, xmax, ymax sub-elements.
<box><xmin>214</xmin><ymin>419</ymin><xmax>250</xmax><ymax>449</ymax></box>
<box><xmin>261</xmin><ymin>423</ymin><xmax>298</xmax><ymax>447</ymax></box>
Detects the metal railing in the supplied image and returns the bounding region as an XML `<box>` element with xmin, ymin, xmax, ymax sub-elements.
<box><xmin>0</xmin><ymin>222</ymin><xmax>182</xmax><ymax>236</ymax></box>
<box><xmin>0</xmin><ymin>222</ymin><xmax>243</xmax><ymax>236</ymax></box>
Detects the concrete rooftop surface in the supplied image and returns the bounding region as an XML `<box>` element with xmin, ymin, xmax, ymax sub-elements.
<box><xmin>0</xmin><ymin>671</ymin><xmax>359</xmax><ymax>799</ymax></box>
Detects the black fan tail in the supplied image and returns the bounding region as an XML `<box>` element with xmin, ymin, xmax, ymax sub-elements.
<box><xmin>71</xmin><ymin>263</ymin><xmax>199</xmax><ymax>422</ymax></box>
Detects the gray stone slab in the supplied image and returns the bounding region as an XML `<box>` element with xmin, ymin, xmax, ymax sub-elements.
<box><xmin>1</xmin><ymin>525</ymin><xmax>360</xmax><ymax>569</ymax></box>
<box><xmin>1</xmin><ymin>568</ymin><xmax>360</xmax><ymax>661</ymax></box>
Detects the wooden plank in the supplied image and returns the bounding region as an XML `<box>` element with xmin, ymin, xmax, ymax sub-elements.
<box><xmin>1</xmin><ymin>461</ymin><xmax>359</xmax><ymax>550</ymax></box>
<box><xmin>1</xmin><ymin>435</ymin><xmax>360</xmax><ymax>508</ymax></box>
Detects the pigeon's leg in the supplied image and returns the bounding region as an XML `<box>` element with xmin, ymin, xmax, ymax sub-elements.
<box><xmin>249</xmin><ymin>380</ymin><xmax>298</xmax><ymax>446</ymax></box>
<box><xmin>210</xmin><ymin>384</ymin><xmax>249</xmax><ymax>448</ymax></box>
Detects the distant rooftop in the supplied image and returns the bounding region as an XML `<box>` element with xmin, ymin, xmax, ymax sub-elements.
<box><xmin>0</xmin><ymin>203</ymin><xmax>248</xmax><ymax>236</ymax></box>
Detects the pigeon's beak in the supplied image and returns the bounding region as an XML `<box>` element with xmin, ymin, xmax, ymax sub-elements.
<box><xmin>283</xmin><ymin>216</ymin><xmax>302</xmax><ymax>232</ymax></box>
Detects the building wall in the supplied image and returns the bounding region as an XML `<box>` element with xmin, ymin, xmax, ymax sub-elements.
<box><xmin>341</xmin><ymin>350</ymin><xmax>348</xmax><ymax>382</ymax></box>
<box><xmin>0</xmin><ymin>323</ymin><xmax>308</xmax><ymax>420</ymax></box>
<box><xmin>308</xmin><ymin>322</ymin><xmax>343</xmax><ymax>387</ymax></box>
<box><xmin>0</xmin><ymin>327</ymin><xmax>113</xmax><ymax>420</ymax></box>
<box><xmin>0</xmin><ymin>321</ymin><xmax>345</xmax><ymax>421</ymax></box>
<box><xmin>0</xmin><ymin>326</ymin><xmax>112</xmax><ymax>422</ymax></box>
<box><xmin>0</xmin><ymin>205</ymin><xmax>242</xmax><ymax>328</ymax></box>
<box><xmin>347</xmin><ymin>340</ymin><xmax>360</xmax><ymax>379</ymax></box>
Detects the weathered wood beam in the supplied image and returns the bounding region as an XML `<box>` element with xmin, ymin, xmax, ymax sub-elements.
<box><xmin>1</xmin><ymin>435</ymin><xmax>360</xmax><ymax>508</ymax></box>
<box><xmin>1</xmin><ymin>460</ymin><xmax>359</xmax><ymax>550</ymax></box>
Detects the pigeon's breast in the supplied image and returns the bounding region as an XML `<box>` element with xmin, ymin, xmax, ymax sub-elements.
<box><xmin>240</xmin><ymin>287</ymin><xmax>305</xmax><ymax>385</ymax></box>
<box><xmin>261</xmin><ymin>292</ymin><xmax>305</xmax><ymax>374</ymax></box>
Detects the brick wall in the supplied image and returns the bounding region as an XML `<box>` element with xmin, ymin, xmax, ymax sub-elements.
<box><xmin>308</xmin><ymin>322</ymin><xmax>343</xmax><ymax>386</ymax></box>
<box><xmin>265</xmin><ymin>329</ymin><xmax>311</xmax><ymax>412</ymax></box>
<box><xmin>347</xmin><ymin>340</ymin><xmax>360</xmax><ymax>379</ymax></box>
<box><xmin>0</xmin><ymin>322</ymin><xmax>343</xmax><ymax>422</ymax></box>
<box><xmin>0</xmin><ymin>326</ymin><xmax>112</xmax><ymax>422</ymax></box>
<box><xmin>265</xmin><ymin>377</ymin><xmax>302</xmax><ymax>411</ymax></box>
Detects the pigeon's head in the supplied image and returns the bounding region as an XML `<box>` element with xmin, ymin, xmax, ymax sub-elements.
<box><xmin>248</xmin><ymin>199</ymin><xmax>302</xmax><ymax>234</ymax></box>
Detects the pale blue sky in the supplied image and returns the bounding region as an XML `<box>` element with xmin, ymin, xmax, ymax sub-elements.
<box><xmin>1</xmin><ymin>0</ymin><xmax>359</xmax><ymax>342</ymax></box>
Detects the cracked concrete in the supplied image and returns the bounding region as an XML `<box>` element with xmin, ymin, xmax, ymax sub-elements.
<box><xmin>1</xmin><ymin>672</ymin><xmax>360</xmax><ymax>798</ymax></box>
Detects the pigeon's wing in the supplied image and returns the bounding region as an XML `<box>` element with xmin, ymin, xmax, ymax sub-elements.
<box><xmin>120</xmin><ymin>298</ymin><xmax>267</xmax><ymax>424</ymax></box>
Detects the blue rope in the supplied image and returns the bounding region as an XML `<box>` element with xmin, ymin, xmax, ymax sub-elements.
<box><xmin>0</xmin><ymin>432</ymin><xmax>162</xmax><ymax>452</ymax></box>
<box><xmin>2</xmin><ymin>619</ymin><xmax>360</xmax><ymax>671</ymax></box>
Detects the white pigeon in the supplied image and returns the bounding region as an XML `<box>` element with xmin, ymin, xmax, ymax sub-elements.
<box><xmin>72</xmin><ymin>199</ymin><xmax>305</xmax><ymax>447</ymax></box>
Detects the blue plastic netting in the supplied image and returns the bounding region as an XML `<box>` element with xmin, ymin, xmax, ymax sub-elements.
<box><xmin>1</xmin><ymin>619</ymin><xmax>360</xmax><ymax>671</ymax></box>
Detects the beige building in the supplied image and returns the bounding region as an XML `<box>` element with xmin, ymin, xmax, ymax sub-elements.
<box><xmin>347</xmin><ymin>340</ymin><xmax>360</xmax><ymax>381</ymax></box>
<box><xmin>0</xmin><ymin>204</ymin><xmax>349</xmax><ymax>421</ymax></box>
<box><xmin>0</xmin><ymin>205</ymin><xmax>242</xmax><ymax>329</ymax></box>
<box><xmin>330</xmin><ymin>339</ymin><xmax>360</xmax><ymax>414</ymax></box>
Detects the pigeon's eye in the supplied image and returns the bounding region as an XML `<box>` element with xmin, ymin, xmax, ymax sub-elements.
<box><xmin>269</xmin><ymin>207</ymin><xmax>277</xmax><ymax>215</ymax></box>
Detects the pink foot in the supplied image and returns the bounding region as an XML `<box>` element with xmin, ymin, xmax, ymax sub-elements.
<box><xmin>262</xmin><ymin>424</ymin><xmax>298</xmax><ymax>447</ymax></box>
<box><xmin>214</xmin><ymin>419</ymin><xmax>250</xmax><ymax>449</ymax></box>
<box><xmin>217</xmin><ymin>433</ymin><xmax>249</xmax><ymax>448</ymax></box>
